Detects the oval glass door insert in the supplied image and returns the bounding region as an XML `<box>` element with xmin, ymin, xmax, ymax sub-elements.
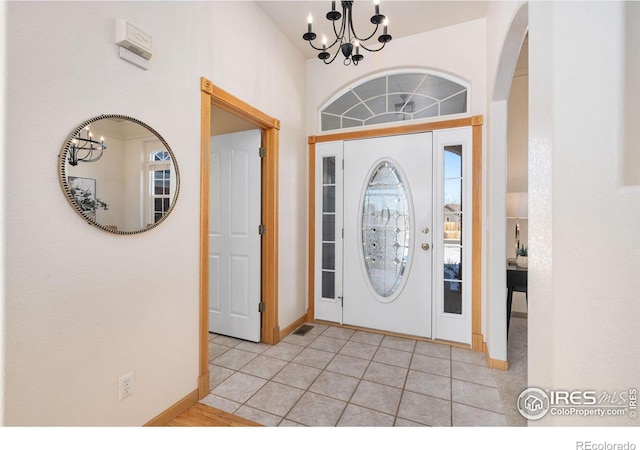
<box><xmin>362</xmin><ymin>160</ymin><xmax>411</xmax><ymax>298</ymax></box>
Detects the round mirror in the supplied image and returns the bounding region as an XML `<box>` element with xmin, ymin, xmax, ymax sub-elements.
<box><xmin>58</xmin><ymin>114</ymin><xmax>180</xmax><ymax>234</ymax></box>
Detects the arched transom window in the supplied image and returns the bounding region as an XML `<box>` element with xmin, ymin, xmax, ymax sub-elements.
<box><xmin>320</xmin><ymin>71</ymin><xmax>469</xmax><ymax>131</ymax></box>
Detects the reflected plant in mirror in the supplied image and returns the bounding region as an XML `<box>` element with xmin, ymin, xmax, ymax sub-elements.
<box><xmin>58</xmin><ymin>114</ymin><xmax>180</xmax><ymax>234</ymax></box>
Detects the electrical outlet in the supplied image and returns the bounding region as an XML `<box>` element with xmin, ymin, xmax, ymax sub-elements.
<box><xmin>119</xmin><ymin>372</ymin><xmax>134</xmax><ymax>400</ymax></box>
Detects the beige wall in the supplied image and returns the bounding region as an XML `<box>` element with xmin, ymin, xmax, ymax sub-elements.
<box><xmin>3</xmin><ymin>1</ymin><xmax>306</xmax><ymax>425</ymax></box>
<box><xmin>507</xmin><ymin>74</ymin><xmax>528</xmax><ymax>194</ymax></box>
<box><xmin>484</xmin><ymin>0</ymin><xmax>527</xmax><ymax>364</ymax></box>
<box><xmin>529</xmin><ymin>1</ymin><xmax>640</xmax><ymax>425</ymax></box>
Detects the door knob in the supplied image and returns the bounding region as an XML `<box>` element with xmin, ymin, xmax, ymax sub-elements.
<box><xmin>421</xmin><ymin>243</ymin><xmax>430</xmax><ymax>251</ymax></box>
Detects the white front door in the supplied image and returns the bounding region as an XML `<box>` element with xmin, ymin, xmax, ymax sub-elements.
<box><xmin>209</xmin><ymin>130</ymin><xmax>262</xmax><ymax>342</ymax></box>
<box><xmin>343</xmin><ymin>133</ymin><xmax>433</xmax><ymax>338</ymax></box>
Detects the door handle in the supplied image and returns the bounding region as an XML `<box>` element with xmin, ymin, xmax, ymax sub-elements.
<box><xmin>421</xmin><ymin>243</ymin><xmax>430</xmax><ymax>251</ymax></box>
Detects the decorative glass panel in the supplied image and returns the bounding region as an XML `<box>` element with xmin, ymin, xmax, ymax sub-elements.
<box><xmin>362</xmin><ymin>161</ymin><xmax>410</xmax><ymax>297</ymax></box>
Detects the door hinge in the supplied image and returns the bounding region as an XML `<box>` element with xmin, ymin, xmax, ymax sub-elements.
<box><xmin>258</xmin><ymin>224</ymin><xmax>266</xmax><ymax>235</ymax></box>
<box><xmin>342</xmin><ymin>228</ymin><xmax>344</xmax><ymax>239</ymax></box>
<box><xmin>258</xmin><ymin>302</ymin><xmax>265</xmax><ymax>313</ymax></box>
<box><xmin>259</xmin><ymin>147</ymin><xmax>266</xmax><ymax>158</ymax></box>
<box><xmin>342</xmin><ymin>159</ymin><xmax>344</xmax><ymax>170</ymax></box>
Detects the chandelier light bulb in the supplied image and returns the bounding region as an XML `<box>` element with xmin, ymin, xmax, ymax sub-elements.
<box><xmin>352</xmin><ymin>39</ymin><xmax>363</xmax><ymax>64</ymax></box>
<box><xmin>303</xmin><ymin>12</ymin><xmax>317</xmax><ymax>41</ymax></box>
<box><xmin>378</xmin><ymin>17</ymin><xmax>392</xmax><ymax>43</ymax></box>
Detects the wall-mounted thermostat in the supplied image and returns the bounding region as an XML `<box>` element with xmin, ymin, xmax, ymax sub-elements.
<box><xmin>115</xmin><ymin>19</ymin><xmax>153</xmax><ymax>60</ymax></box>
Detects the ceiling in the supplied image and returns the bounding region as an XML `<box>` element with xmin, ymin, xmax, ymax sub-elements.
<box><xmin>257</xmin><ymin>1</ymin><xmax>490</xmax><ymax>60</ymax></box>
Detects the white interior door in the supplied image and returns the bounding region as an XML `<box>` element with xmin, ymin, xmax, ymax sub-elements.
<box><xmin>343</xmin><ymin>133</ymin><xmax>433</xmax><ymax>338</ymax></box>
<box><xmin>209</xmin><ymin>130</ymin><xmax>261</xmax><ymax>342</ymax></box>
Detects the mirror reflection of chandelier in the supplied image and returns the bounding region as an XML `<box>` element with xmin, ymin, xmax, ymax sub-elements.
<box><xmin>303</xmin><ymin>0</ymin><xmax>392</xmax><ymax>66</ymax></box>
<box><xmin>68</xmin><ymin>126</ymin><xmax>107</xmax><ymax>166</ymax></box>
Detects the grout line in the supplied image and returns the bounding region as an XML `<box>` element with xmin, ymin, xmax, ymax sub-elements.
<box><xmin>333</xmin><ymin>333</ymin><xmax>383</xmax><ymax>425</ymax></box>
<box><xmin>450</xmin><ymin>345</ymin><xmax>454</xmax><ymax>426</ymax></box>
<box><xmin>392</xmin><ymin>340</ymin><xmax>414</xmax><ymax>426</ymax></box>
<box><xmin>208</xmin><ymin>325</ymin><xmax>515</xmax><ymax>427</ymax></box>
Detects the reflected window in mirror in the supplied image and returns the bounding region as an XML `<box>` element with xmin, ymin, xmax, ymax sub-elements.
<box><xmin>147</xmin><ymin>148</ymin><xmax>173</xmax><ymax>225</ymax></box>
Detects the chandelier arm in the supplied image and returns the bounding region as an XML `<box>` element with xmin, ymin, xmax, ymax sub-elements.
<box><xmin>333</xmin><ymin>7</ymin><xmax>347</xmax><ymax>40</ymax></box>
<box><xmin>323</xmin><ymin>46</ymin><xmax>344</xmax><ymax>65</ymax></box>
<box><xmin>91</xmin><ymin>151</ymin><xmax>104</xmax><ymax>163</ymax></box>
<box><xmin>75</xmin><ymin>137</ymin><xmax>106</xmax><ymax>149</ymax></box>
<box><xmin>308</xmin><ymin>39</ymin><xmax>339</xmax><ymax>52</ymax></box>
<box><xmin>306</xmin><ymin>39</ymin><xmax>322</xmax><ymax>51</ymax></box>
<box><xmin>346</xmin><ymin>4</ymin><xmax>354</xmax><ymax>44</ymax></box>
<box><xmin>350</xmin><ymin>25</ymin><xmax>380</xmax><ymax>43</ymax></box>
<box><xmin>358</xmin><ymin>41</ymin><xmax>387</xmax><ymax>53</ymax></box>
<box><xmin>76</xmin><ymin>148</ymin><xmax>104</xmax><ymax>164</ymax></box>
<box><xmin>347</xmin><ymin>10</ymin><xmax>380</xmax><ymax>43</ymax></box>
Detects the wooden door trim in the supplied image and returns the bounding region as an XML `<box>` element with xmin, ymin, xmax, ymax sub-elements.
<box><xmin>307</xmin><ymin>115</ymin><xmax>483</xmax><ymax>351</ymax></box>
<box><xmin>199</xmin><ymin>78</ymin><xmax>280</xmax><ymax>399</ymax></box>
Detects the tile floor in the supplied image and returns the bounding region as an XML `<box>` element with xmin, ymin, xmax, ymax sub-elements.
<box><xmin>201</xmin><ymin>323</ymin><xmax>507</xmax><ymax>426</ymax></box>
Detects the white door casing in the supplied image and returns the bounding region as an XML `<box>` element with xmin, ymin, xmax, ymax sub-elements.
<box><xmin>209</xmin><ymin>130</ymin><xmax>262</xmax><ymax>342</ymax></box>
<box><xmin>313</xmin><ymin>129</ymin><xmax>472</xmax><ymax>344</ymax></box>
<box><xmin>343</xmin><ymin>133</ymin><xmax>433</xmax><ymax>338</ymax></box>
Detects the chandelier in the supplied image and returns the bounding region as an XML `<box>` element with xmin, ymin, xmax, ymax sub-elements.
<box><xmin>303</xmin><ymin>1</ymin><xmax>392</xmax><ymax>66</ymax></box>
<box><xmin>68</xmin><ymin>126</ymin><xmax>107</xmax><ymax>166</ymax></box>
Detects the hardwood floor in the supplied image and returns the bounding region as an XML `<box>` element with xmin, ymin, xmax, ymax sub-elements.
<box><xmin>166</xmin><ymin>402</ymin><xmax>262</xmax><ymax>427</ymax></box>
